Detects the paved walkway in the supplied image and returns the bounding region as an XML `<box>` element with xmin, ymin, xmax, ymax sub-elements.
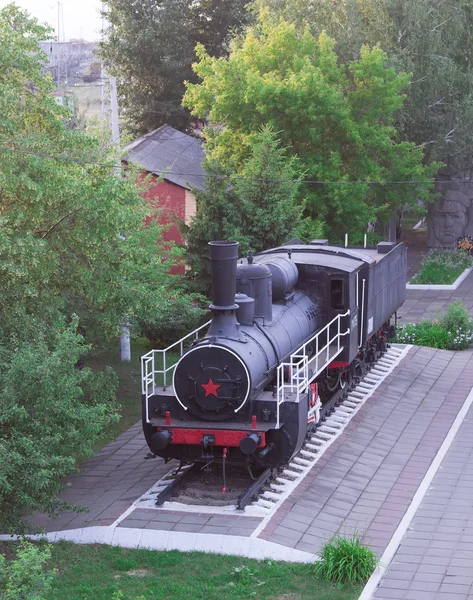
<box><xmin>398</xmin><ymin>270</ymin><xmax>473</xmax><ymax>324</ymax></box>
<box><xmin>373</xmin><ymin>402</ymin><xmax>473</xmax><ymax>600</ymax></box>
<box><xmin>31</xmin><ymin>422</ymin><xmax>173</xmax><ymax>532</ymax></box>
<box><xmin>258</xmin><ymin>347</ymin><xmax>473</xmax><ymax>557</ymax></box>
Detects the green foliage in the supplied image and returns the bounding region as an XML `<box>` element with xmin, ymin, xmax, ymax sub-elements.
<box><xmin>0</xmin><ymin>5</ymin><xmax>191</xmax><ymax>532</ymax></box>
<box><xmin>311</xmin><ymin>535</ymin><xmax>377</xmax><ymax>585</ymax></box>
<box><xmin>0</xmin><ymin>540</ymin><xmax>55</xmax><ymax>599</ymax></box>
<box><xmin>254</xmin><ymin>0</ymin><xmax>473</xmax><ymax>171</ymax></box>
<box><xmin>139</xmin><ymin>298</ymin><xmax>206</xmax><ymax>348</ymax></box>
<box><xmin>183</xmin><ymin>126</ymin><xmax>303</xmax><ymax>291</ymax></box>
<box><xmin>0</xmin><ymin>5</ymin><xmax>185</xmax><ymax>344</ymax></box>
<box><xmin>396</xmin><ymin>301</ymin><xmax>473</xmax><ymax>350</ymax></box>
<box><xmin>411</xmin><ymin>250</ymin><xmax>473</xmax><ymax>285</ymax></box>
<box><xmin>0</xmin><ymin>321</ymin><xmax>119</xmax><ymax>532</ymax></box>
<box><xmin>99</xmin><ymin>0</ymin><xmax>251</xmax><ymax>134</ymax></box>
<box><xmin>183</xmin><ymin>16</ymin><xmax>439</xmax><ymax>241</ymax></box>
<box><xmin>2</xmin><ymin>541</ymin><xmax>362</xmax><ymax>600</ymax></box>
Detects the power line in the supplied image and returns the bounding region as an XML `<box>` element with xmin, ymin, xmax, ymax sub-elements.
<box><xmin>0</xmin><ymin>145</ymin><xmax>465</xmax><ymax>186</ymax></box>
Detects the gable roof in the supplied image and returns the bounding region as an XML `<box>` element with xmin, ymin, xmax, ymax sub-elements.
<box><xmin>124</xmin><ymin>124</ymin><xmax>206</xmax><ymax>191</ymax></box>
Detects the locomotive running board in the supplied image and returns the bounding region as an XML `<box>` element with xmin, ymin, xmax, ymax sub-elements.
<box><xmin>276</xmin><ymin>310</ymin><xmax>350</xmax><ymax>427</ymax></box>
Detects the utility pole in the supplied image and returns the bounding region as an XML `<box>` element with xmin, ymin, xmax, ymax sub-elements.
<box><xmin>110</xmin><ymin>76</ymin><xmax>131</xmax><ymax>362</ymax></box>
<box><xmin>101</xmin><ymin>1</ymin><xmax>130</xmax><ymax>361</ymax></box>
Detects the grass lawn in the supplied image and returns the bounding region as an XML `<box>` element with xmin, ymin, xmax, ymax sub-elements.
<box><xmin>0</xmin><ymin>541</ymin><xmax>363</xmax><ymax>600</ymax></box>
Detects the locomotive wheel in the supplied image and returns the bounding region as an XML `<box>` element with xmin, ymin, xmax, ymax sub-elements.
<box><xmin>326</xmin><ymin>371</ymin><xmax>342</xmax><ymax>392</ymax></box>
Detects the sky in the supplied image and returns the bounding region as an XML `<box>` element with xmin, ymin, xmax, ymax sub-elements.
<box><xmin>0</xmin><ymin>0</ymin><xmax>103</xmax><ymax>41</ymax></box>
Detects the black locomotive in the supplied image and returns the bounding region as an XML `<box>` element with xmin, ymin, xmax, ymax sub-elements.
<box><xmin>141</xmin><ymin>239</ymin><xmax>406</xmax><ymax>471</ymax></box>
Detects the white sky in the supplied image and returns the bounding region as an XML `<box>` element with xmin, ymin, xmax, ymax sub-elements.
<box><xmin>0</xmin><ymin>0</ymin><xmax>103</xmax><ymax>41</ymax></box>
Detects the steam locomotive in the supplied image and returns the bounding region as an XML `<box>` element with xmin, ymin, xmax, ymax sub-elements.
<box><xmin>141</xmin><ymin>239</ymin><xmax>406</xmax><ymax>470</ymax></box>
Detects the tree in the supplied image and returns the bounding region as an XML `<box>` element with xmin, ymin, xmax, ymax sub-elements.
<box><xmin>253</xmin><ymin>0</ymin><xmax>473</xmax><ymax>172</ymax></box>
<box><xmin>183</xmin><ymin>16</ymin><xmax>439</xmax><ymax>241</ymax></box>
<box><xmin>99</xmin><ymin>0</ymin><xmax>251</xmax><ymax>135</ymax></box>
<box><xmin>182</xmin><ymin>126</ymin><xmax>303</xmax><ymax>292</ymax></box>
<box><xmin>0</xmin><ymin>5</ymin><xmax>191</xmax><ymax>531</ymax></box>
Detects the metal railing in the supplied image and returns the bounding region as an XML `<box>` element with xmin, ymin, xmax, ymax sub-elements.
<box><xmin>276</xmin><ymin>310</ymin><xmax>350</xmax><ymax>428</ymax></box>
<box><xmin>141</xmin><ymin>320</ymin><xmax>211</xmax><ymax>401</ymax></box>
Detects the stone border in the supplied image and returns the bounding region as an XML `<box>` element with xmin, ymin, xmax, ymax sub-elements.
<box><xmin>0</xmin><ymin>527</ymin><xmax>315</xmax><ymax>563</ymax></box>
<box><xmin>406</xmin><ymin>267</ymin><xmax>472</xmax><ymax>291</ymax></box>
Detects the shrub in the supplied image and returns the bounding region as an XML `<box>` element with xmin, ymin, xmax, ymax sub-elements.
<box><xmin>0</xmin><ymin>321</ymin><xmax>119</xmax><ymax>533</ymax></box>
<box><xmin>441</xmin><ymin>300</ymin><xmax>472</xmax><ymax>332</ymax></box>
<box><xmin>0</xmin><ymin>540</ymin><xmax>56</xmax><ymax>600</ymax></box>
<box><xmin>396</xmin><ymin>301</ymin><xmax>473</xmax><ymax>350</ymax></box>
<box><xmin>411</xmin><ymin>250</ymin><xmax>473</xmax><ymax>285</ymax></box>
<box><xmin>311</xmin><ymin>534</ymin><xmax>377</xmax><ymax>584</ymax></box>
<box><xmin>139</xmin><ymin>298</ymin><xmax>207</xmax><ymax>348</ymax></box>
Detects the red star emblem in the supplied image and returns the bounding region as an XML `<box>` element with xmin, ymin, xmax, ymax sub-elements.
<box><xmin>201</xmin><ymin>378</ymin><xmax>221</xmax><ymax>398</ymax></box>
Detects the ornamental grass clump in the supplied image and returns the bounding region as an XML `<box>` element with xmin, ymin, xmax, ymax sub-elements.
<box><xmin>396</xmin><ymin>300</ymin><xmax>473</xmax><ymax>350</ymax></box>
<box><xmin>311</xmin><ymin>535</ymin><xmax>377</xmax><ymax>585</ymax></box>
<box><xmin>411</xmin><ymin>250</ymin><xmax>472</xmax><ymax>285</ymax></box>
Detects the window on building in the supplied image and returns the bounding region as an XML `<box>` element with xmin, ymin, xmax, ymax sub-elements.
<box><xmin>330</xmin><ymin>279</ymin><xmax>345</xmax><ymax>310</ymax></box>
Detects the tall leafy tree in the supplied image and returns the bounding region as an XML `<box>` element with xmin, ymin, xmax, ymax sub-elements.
<box><xmin>182</xmin><ymin>126</ymin><xmax>303</xmax><ymax>292</ymax></box>
<box><xmin>183</xmin><ymin>17</ymin><xmax>438</xmax><ymax>241</ymax></box>
<box><xmin>0</xmin><ymin>4</ymin><xmax>189</xmax><ymax>531</ymax></box>
<box><xmin>99</xmin><ymin>0</ymin><xmax>251</xmax><ymax>135</ymax></box>
<box><xmin>254</xmin><ymin>0</ymin><xmax>473</xmax><ymax>171</ymax></box>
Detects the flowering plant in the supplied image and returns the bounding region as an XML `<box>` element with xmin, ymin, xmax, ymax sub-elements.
<box><xmin>395</xmin><ymin>301</ymin><xmax>473</xmax><ymax>350</ymax></box>
<box><xmin>457</xmin><ymin>235</ymin><xmax>473</xmax><ymax>253</ymax></box>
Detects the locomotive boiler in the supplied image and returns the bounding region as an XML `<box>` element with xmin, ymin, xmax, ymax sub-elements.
<box><xmin>141</xmin><ymin>238</ymin><xmax>407</xmax><ymax>471</ymax></box>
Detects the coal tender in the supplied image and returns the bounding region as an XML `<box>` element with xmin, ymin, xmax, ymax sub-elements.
<box><xmin>142</xmin><ymin>239</ymin><xmax>406</xmax><ymax>469</ymax></box>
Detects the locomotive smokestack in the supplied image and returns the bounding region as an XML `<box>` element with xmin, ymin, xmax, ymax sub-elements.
<box><xmin>208</xmin><ymin>241</ymin><xmax>241</xmax><ymax>339</ymax></box>
<box><xmin>209</xmin><ymin>241</ymin><xmax>239</xmax><ymax>311</ymax></box>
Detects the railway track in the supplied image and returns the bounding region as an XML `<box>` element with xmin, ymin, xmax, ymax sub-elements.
<box><xmin>136</xmin><ymin>344</ymin><xmax>409</xmax><ymax>517</ymax></box>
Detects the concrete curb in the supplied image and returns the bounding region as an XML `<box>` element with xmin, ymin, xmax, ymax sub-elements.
<box><xmin>0</xmin><ymin>527</ymin><xmax>316</xmax><ymax>563</ymax></box>
<box><xmin>406</xmin><ymin>267</ymin><xmax>472</xmax><ymax>291</ymax></box>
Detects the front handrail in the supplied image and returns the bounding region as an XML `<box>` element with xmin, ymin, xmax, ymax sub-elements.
<box><xmin>276</xmin><ymin>310</ymin><xmax>350</xmax><ymax>428</ymax></box>
<box><xmin>141</xmin><ymin>320</ymin><xmax>211</xmax><ymax>400</ymax></box>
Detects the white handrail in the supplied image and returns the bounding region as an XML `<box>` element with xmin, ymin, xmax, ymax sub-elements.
<box><xmin>140</xmin><ymin>320</ymin><xmax>211</xmax><ymax>403</ymax></box>
<box><xmin>276</xmin><ymin>310</ymin><xmax>350</xmax><ymax>428</ymax></box>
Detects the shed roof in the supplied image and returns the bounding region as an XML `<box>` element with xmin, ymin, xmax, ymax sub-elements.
<box><xmin>124</xmin><ymin>124</ymin><xmax>206</xmax><ymax>191</ymax></box>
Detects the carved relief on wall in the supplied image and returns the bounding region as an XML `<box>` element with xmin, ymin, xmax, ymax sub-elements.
<box><xmin>427</xmin><ymin>170</ymin><xmax>473</xmax><ymax>248</ymax></box>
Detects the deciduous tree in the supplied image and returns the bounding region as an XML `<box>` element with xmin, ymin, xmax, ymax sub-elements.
<box><xmin>0</xmin><ymin>5</ymin><xmax>191</xmax><ymax>531</ymax></box>
<box><xmin>184</xmin><ymin>17</ymin><xmax>438</xmax><ymax>240</ymax></box>
<box><xmin>254</xmin><ymin>0</ymin><xmax>473</xmax><ymax>171</ymax></box>
<box><xmin>99</xmin><ymin>0</ymin><xmax>251</xmax><ymax>135</ymax></box>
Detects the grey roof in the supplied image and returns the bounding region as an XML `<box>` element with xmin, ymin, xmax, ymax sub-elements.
<box><xmin>124</xmin><ymin>124</ymin><xmax>206</xmax><ymax>191</ymax></box>
<box><xmin>256</xmin><ymin>244</ymin><xmax>377</xmax><ymax>273</ymax></box>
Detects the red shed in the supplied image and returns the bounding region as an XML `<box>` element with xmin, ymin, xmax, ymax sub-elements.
<box><xmin>124</xmin><ymin>125</ymin><xmax>205</xmax><ymax>252</ymax></box>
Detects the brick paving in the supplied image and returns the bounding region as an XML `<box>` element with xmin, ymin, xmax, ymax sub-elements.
<box><xmin>118</xmin><ymin>508</ymin><xmax>262</xmax><ymax>536</ymax></box>
<box><xmin>374</xmin><ymin>405</ymin><xmax>473</xmax><ymax>600</ymax></box>
<box><xmin>257</xmin><ymin>347</ymin><xmax>473</xmax><ymax>558</ymax></box>
<box><xmin>398</xmin><ymin>271</ymin><xmax>473</xmax><ymax>324</ymax></box>
<box><xmin>31</xmin><ymin>422</ymin><xmax>172</xmax><ymax>532</ymax></box>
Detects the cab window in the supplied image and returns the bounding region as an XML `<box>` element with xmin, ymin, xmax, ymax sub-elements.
<box><xmin>330</xmin><ymin>279</ymin><xmax>345</xmax><ymax>310</ymax></box>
